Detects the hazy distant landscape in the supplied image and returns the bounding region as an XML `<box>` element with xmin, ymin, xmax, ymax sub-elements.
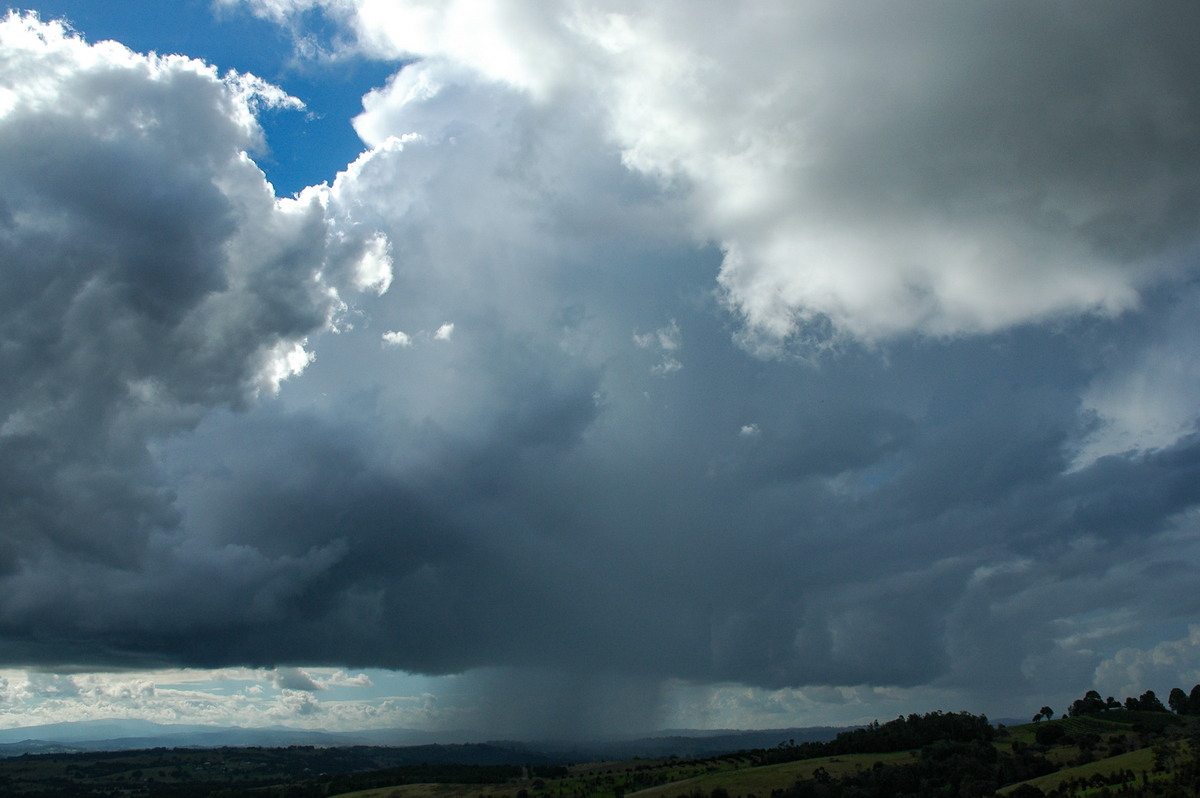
<box><xmin>3</xmin><ymin>684</ymin><xmax>1200</xmax><ymax>797</ymax></box>
<box><xmin>0</xmin><ymin>719</ymin><xmax>844</xmax><ymax>759</ymax></box>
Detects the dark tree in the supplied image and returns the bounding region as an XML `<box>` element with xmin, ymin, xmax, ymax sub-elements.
<box><xmin>1189</xmin><ymin>684</ymin><xmax>1200</xmax><ymax>714</ymax></box>
<box><xmin>1139</xmin><ymin>690</ymin><xmax>1168</xmax><ymax>713</ymax></box>
<box><xmin>1169</xmin><ymin>687</ymin><xmax>1189</xmax><ymax>714</ymax></box>
<box><xmin>1010</xmin><ymin>786</ymin><xmax>1045</xmax><ymax>798</ymax></box>
<box><xmin>1035</xmin><ymin>724</ymin><xmax>1066</xmax><ymax>746</ymax></box>
<box><xmin>1068</xmin><ymin>691</ymin><xmax>1105</xmax><ymax>716</ymax></box>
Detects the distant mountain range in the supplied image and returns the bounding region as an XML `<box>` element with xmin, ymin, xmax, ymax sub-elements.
<box><xmin>0</xmin><ymin>720</ymin><xmax>468</xmax><ymax>756</ymax></box>
<box><xmin>0</xmin><ymin>719</ymin><xmax>846</xmax><ymax>759</ymax></box>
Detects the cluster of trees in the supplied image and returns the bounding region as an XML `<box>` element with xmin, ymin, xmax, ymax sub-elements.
<box><xmin>772</xmin><ymin>738</ymin><xmax>1055</xmax><ymax>798</ymax></box>
<box><xmin>756</xmin><ymin>711</ymin><xmax>994</xmax><ymax>766</ymax></box>
<box><xmin>1035</xmin><ymin>768</ymin><xmax>1141</xmax><ymax>796</ymax></box>
<box><xmin>1057</xmin><ymin>685</ymin><xmax>1200</xmax><ymax>719</ymax></box>
<box><xmin>1166</xmin><ymin>686</ymin><xmax>1200</xmax><ymax>714</ymax></box>
<box><xmin>774</xmin><ymin>694</ymin><xmax>1200</xmax><ymax>798</ymax></box>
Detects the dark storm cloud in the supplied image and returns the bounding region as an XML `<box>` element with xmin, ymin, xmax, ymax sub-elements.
<box><xmin>3</xmin><ymin>3</ymin><xmax>1200</xmax><ymax>731</ymax></box>
<box><xmin>33</xmin><ymin>315</ymin><xmax>1191</xmax><ymax>692</ymax></box>
<box><xmin>74</xmin><ymin>324</ymin><xmax>1185</xmax><ymax>706</ymax></box>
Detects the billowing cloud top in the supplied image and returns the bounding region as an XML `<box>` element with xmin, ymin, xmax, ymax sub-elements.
<box><xmin>240</xmin><ymin>0</ymin><xmax>1200</xmax><ymax>343</ymax></box>
<box><xmin>3</xmin><ymin>2</ymin><xmax>1200</xmax><ymax>733</ymax></box>
<box><xmin>0</xmin><ymin>9</ymin><xmax>390</xmax><ymax>642</ymax></box>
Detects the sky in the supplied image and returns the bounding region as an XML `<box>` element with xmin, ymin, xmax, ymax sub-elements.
<box><xmin>1</xmin><ymin>0</ymin><xmax>1200</xmax><ymax>738</ymax></box>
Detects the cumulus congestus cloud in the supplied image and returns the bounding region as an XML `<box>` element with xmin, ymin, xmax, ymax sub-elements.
<box><xmin>0</xmin><ymin>13</ymin><xmax>390</xmax><ymax>661</ymax></box>
<box><xmin>239</xmin><ymin>0</ymin><xmax>1200</xmax><ymax>344</ymax></box>
<box><xmin>2</xmin><ymin>2</ymin><xmax>1200</xmax><ymax>734</ymax></box>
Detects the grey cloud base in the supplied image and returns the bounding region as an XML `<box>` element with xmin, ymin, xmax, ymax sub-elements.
<box><xmin>3</xmin><ymin>4</ymin><xmax>1200</xmax><ymax>730</ymax></box>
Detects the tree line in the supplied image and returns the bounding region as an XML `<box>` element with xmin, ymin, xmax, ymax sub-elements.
<box><xmin>1046</xmin><ymin>684</ymin><xmax>1200</xmax><ymax>720</ymax></box>
<box><xmin>755</xmin><ymin>710</ymin><xmax>995</xmax><ymax>766</ymax></box>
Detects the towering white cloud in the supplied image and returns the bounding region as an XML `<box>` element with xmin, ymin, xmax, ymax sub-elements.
<box><xmin>235</xmin><ymin>0</ymin><xmax>1200</xmax><ymax>344</ymax></box>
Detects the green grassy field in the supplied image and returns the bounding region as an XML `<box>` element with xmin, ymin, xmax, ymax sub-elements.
<box><xmin>999</xmin><ymin>717</ymin><xmax>1146</xmax><ymax>769</ymax></box>
<box><xmin>330</xmin><ymin>752</ymin><xmax>920</xmax><ymax>798</ymax></box>
<box><xmin>627</xmin><ymin>751</ymin><xmax>918</xmax><ymax>798</ymax></box>
<box><xmin>997</xmin><ymin>745</ymin><xmax>1156</xmax><ymax>795</ymax></box>
<box><xmin>332</xmin><ymin>713</ymin><xmax>1200</xmax><ymax>798</ymax></box>
<box><xmin>331</xmin><ymin>784</ymin><xmax>513</xmax><ymax>798</ymax></box>
<box><xmin>329</xmin><ymin>758</ymin><xmax>736</xmax><ymax>798</ymax></box>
